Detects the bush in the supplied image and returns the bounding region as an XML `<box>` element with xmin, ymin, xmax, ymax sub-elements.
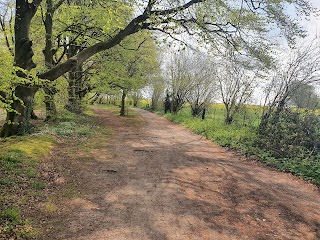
<box><xmin>257</xmin><ymin>109</ymin><xmax>320</xmax><ymax>158</ymax></box>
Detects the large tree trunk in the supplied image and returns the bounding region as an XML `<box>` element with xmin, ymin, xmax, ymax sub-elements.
<box><xmin>171</xmin><ymin>98</ymin><xmax>183</xmax><ymax>114</ymax></box>
<box><xmin>0</xmin><ymin>86</ymin><xmax>38</xmax><ymax>137</ymax></box>
<box><xmin>0</xmin><ymin>0</ymin><xmax>40</xmax><ymax>137</ymax></box>
<box><xmin>65</xmin><ymin>44</ymin><xmax>85</xmax><ymax>113</ymax></box>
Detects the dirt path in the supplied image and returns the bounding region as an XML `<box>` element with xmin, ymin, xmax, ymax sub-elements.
<box><xmin>44</xmin><ymin>107</ymin><xmax>320</xmax><ymax>240</ymax></box>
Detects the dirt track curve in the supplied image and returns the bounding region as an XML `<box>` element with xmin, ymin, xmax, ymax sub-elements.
<box><xmin>44</xmin><ymin>107</ymin><xmax>320</xmax><ymax>240</ymax></box>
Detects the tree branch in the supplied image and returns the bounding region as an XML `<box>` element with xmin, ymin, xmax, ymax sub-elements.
<box><xmin>150</xmin><ymin>0</ymin><xmax>203</xmax><ymax>16</ymax></box>
<box><xmin>38</xmin><ymin>0</ymin><xmax>205</xmax><ymax>81</ymax></box>
<box><xmin>119</xmin><ymin>38</ymin><xmax>147</xmax><ymax>51</ymax></box>
<box><xmin>38</xmin><ymin>14</ymin><xmax>150</xmax><ymax>80</ymax></box>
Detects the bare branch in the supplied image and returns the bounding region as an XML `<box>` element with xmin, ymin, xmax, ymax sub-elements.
<box><xmin>119</xmin><ymin>38</ymin><xmax>147</xmax><ymax>51</ymax></box>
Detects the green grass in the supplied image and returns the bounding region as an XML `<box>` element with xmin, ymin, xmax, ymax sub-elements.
<box><xmin>160</xmin><ymin>104</ymin><xmax>320</xmax><ymax>186</ymax></box>
<box><xmin>40</xmin><ymin>110</ymin><xmax>98</xmax><ymax>137</ymax></box>
<box><xmin>0</xmin><ymin>207</ymin><xmax>38</xmax><ymax>239</ymax></box>
<box><xmin>0</xmin><ymin>144</ymin><xmax>51</xmax><ymax>238</ymax></box>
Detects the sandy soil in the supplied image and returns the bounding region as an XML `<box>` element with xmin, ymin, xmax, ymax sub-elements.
<box><xmin>42</xmin><ymin>107</ymin><xmax>320</xmax><ymax>240</ymax></box>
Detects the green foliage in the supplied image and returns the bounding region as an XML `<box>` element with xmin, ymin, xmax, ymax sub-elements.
<box><xmin>0</xmin><ymin>46</ymin><xmax>16</xmax><ymax>112</ymax></box>
<box><xmin>0</xmin><ymin>150</ymin><xmax>23</xmax><ymax>172</ymax></box>
<box><xmin>166</xmin><ymin>106</ymin><xmax>257</xmax><ymax>148</ymax></box>
<box><xmin>55</xmin><ymin>1</ymin><xmax>131</xmax><ymax>39</ymax></box>
<box><xmin>29</xmin><ymin>180</ymin><xmax>47</xmax><ymax>190</ymax></box>
<box><xmin>258</xmin><ymin>109</ymin><xmax>320</xmax><ymax>158</ymax></box>
<box><xmin>1</xmin><ymin>207</ymin><xmax>21</xmax><ymax>225</ymax></box>
<box><xmin>255</xmin><ymin>109</ymin><xmax>320</xmax><ymax>184</ymax></box>
<box><xmin>93</xmin><ymin>31</ymin><xmax>159</xmax><ymax>94</ymax></box>
<box><xmin>162</xmin><ymin>104</ymin><xmax>320</xmax><ymax>185</ymax></box>
<box><xmin>0</xmin><ymin>149</ymin><xmax>44</xmax><ymax>239</ymax></box>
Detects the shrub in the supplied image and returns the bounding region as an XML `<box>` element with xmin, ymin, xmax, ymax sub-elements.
<box><xmin>257</xmin><ymin>109</ymin><xmax>320</xmax><ymax>159</ymax></box>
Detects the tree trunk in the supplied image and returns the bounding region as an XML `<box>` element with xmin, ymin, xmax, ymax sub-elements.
<box><xmin>0</xmin><ymin>86</ymin><xmax>38</xmax><ymax>137</ymax></box>
<box><xmin>191</xmin><ymin>102</ymin><xmax>203</xmax><ymax>117</ymax></box>
<box><xmin>120</xmin><ymin>90</ymin><xmax>127</xmax><ymax>116</ymax></box>
<box><xmin>66</xmin><ymin>68</ymin><xmax>82</xmax><ymax>113</ymax></box>
<box><xmin>132</xmin><ymin>92</ymin><xmax>139</xmax><ymax>107</ymax></box>
<box><xmin>65</xmin><ymin>44</ymin><xmax>83</xmax><ymax>113</ymax></box>
<box><xmin>133</xmin><ymin>99</ymin><xmax>138</xmax><ymax>107</ymax></box>
<box><xmin>44</xmin><ymin>85</ymin><xmax>58</xmax><ymax>122</ymax></box>
<box><xmin>43</xmin><ymin>0</ymin><xmax>58</xmax><ymax>121</ymax></box>
<box><xmin>225</xmin><ymin>107</ymin><xmax>233</xmax><ymax>124</ymax></box>
<box><xmin>151</xmin><ymin>96</ymin><xmax>158</xmax><ymax>110</ymax></box>
<box><xmin>0</xmin><ymin>0</ymin><xmax>39</xmax><ymax>137</ymax></box>
<box><xmin>164</xmin><ymin>93</ymin><xmax>171</xmax><ymax>113</ymax></box>
<box><xmin>201</xmin><ymin>108</ymin><xmax>206</xmax><ymax>120</ymax></box>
